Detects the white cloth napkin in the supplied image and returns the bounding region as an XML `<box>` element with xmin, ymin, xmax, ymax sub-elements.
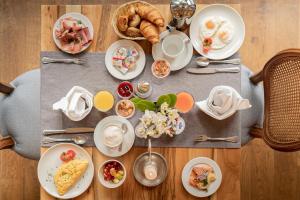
<box><xmin>53</xmin><ymin>86</ymin><xmax>93</xmax><ymax>121</ymax></box>
<box><xmin>196</xmin><ymin>86</ymin><xmax>251</xmax><ymax>120</ymax></box>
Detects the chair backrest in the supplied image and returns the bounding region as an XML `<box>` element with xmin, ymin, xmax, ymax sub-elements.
<box><xmin>262</xmin><ymin>49</ymin><xmax>300</xmax><ymax>151</ymax></box>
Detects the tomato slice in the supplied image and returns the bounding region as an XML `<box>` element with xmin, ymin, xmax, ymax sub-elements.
<box><xmin>66</xmin><ymin>150</ymin><xmax>76</xmax><ymax>159</ymax></box>
<box><xmin>60</xmin><ymin>150</ymin><xmax>76</xmax><ymax>162</ymax></box>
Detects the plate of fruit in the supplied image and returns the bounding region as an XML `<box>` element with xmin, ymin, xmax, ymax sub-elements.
<box><xmin>98</xmin><ymin>160</ymin><xmax>126</xmax><ymax>188</ymax></box>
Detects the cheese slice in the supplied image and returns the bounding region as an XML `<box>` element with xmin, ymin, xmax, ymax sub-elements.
<box><xmin>54</xmin><ymin>159</ymin><xmax>88</xmax><ymax>195</ymax></box>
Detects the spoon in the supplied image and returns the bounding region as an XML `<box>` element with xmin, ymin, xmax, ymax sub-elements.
<box><xmin>196</xmin><ymin>56</ymin><xmax>241</xmax><ymax>67</ymax></box>
<box><xmin>43</xmin><ymin>136</ymin><xmax>88</xmax><ymax>145</ymax></box>
<box><xmin>118</xmin><ymin>123</ymin><xmax>128</xmax><ymax>151</ymax></box>
<box><xmin>121</xmin><ymin>123</ymin><xmax>128</xmax><ymax>134</ymax></box>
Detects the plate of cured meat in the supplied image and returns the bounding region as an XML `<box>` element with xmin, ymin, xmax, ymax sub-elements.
<box><xmin>53</xmin><ymin>12</ymin><xmax>93</xmax><ymax>54</ymax></box>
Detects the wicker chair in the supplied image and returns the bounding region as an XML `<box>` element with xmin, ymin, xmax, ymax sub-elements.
<box><xmin>250</xmin><ymin>49</ymin><xmax>300</xmax><ymax>151</ymax></box>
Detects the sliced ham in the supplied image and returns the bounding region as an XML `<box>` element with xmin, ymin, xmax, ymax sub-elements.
<box><xmin>55</xmin><ymin>17</ymin><xmax>92</xmax><ymax>53</ymax></box>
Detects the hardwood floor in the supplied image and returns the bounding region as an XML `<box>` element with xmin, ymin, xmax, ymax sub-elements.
<box><xmin>0</xmin><ymin>0</ymin><xmax>299</xmax><ymax>199</ymax></box>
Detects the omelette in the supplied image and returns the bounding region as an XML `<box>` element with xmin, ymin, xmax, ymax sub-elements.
<box><xmin>54</xmin><ymin>159</ymin><xmax>89</xmax><ymax>195</ymax></box>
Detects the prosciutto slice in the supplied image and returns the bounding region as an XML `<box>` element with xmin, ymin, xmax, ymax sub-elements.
<box><xmin>55</xmin><ymin>17</ymin><xmax>92</xmax><ymax>53</ymax></box>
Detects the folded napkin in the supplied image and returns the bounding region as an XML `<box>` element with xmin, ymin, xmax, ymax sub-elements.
<box><xmin>196</xmin><ymin>86</ymin><xmax>251</xmax><ymax>120</ymax></box>
<box><xmin>53</xmin><ymin>86</ymin><xmax>93</xmax><ymax>121</ymax></box>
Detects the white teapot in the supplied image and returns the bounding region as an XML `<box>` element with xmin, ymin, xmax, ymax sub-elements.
<box><xmin>196</xmin><ymin>86</ymin><xmax>251</xmax><ymax>120</ymax></box>
<box><xmin>53</xmin><ymin>86</ymin><xmax>93</xmax><ymax>121</ymax></box>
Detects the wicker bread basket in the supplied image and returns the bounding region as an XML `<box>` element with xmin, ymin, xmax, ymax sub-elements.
<box><xmin>112</xmin><ymin>0</ymin><xmax>162</xmax><ymax>40</ymax></box>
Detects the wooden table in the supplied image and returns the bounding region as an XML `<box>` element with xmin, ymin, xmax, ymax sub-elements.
<box><xmin>40</xmin><ymin>3</ymin><xmax>241</xmax><ymax>200</ymax></box>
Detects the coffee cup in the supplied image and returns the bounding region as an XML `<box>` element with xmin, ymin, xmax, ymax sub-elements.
<box><xmin>103</xmin><ymin>124</ymin><xmax>124</xmax><ymax>149</ymax></box>
<box><xmin>161</xmin><ymin>34</ymin><xmax>188</xmax><ymax>58</ymax></box>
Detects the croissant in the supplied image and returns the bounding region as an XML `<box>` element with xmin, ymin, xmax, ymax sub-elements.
<box><xmin>136</xmin><ymin>4</ymin><xmax>164</xmax><ymax>27</ymax></box>
<box><xmin>140</xmin><ymin>20</ymin><xmax>159</xmax><ymax>44</ymax></box>
<box><xmin>117</xmin><ymin>15</ymin><xmax>128</xmax><ymax>32</ymax></box>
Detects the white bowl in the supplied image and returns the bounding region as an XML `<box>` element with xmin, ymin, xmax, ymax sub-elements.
<box><xmin>115</xmin><ymin>99</ymin><xmax>136</xmax><ymax>119</ymax></box>
<box><xmin>98</xmin><ymin>160</ymin><xmax>127</xmax><ymax>188</ymax></box>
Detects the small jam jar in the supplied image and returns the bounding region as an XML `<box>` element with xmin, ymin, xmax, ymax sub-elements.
<box><xmin>117</xmin><ymin>81</ymin><xmax>134</xmax><ymax>99</ymax></box>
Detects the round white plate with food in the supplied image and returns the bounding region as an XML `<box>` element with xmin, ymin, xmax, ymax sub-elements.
<box><xmin>53</xmin><ymin>12</ymin><xmax>94</xmax><ymax>54</ymax></box>
<box><xmin>152</xmin><ymin>30</ymin><xmax>193</xmax><ymax>71</ymax></box>
<box><xmin>105</xmin><ymin>40</ymin><xmax>146</xmax><ymax>80</ymax></box>
<box><xmin>94</xmin><ymin>115</ymin><xmax>135</xmax><ymax>157</ymax></box>
<box><xmin>182</xmin><ymin>157</ymin><xmax>222</xmax><ymax>198</ymax></box>
<box><xmin>190</xmin><ymin>4</ymin><xmax>245</xmax><ymax>60</ymax></box>
<box><xmin>38</xmin><ymin>143</ymin><xmax>94</xmax><ymax>199</ymax></box>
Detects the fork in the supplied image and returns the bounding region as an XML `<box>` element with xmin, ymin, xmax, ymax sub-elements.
<box><xmin>41</xmin><ymin>57</ymin><xmax>87</xmax><ymax>65</ymax></box>
<box><xmin>194</xmin><ymin>135</ymin><xmax>239</xmax><ymax>143</ymax></box>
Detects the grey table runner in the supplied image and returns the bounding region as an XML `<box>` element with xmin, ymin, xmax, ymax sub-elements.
<box><xmin>41</xmin><ymin>51</ymin><xmax>241</xmax><ymax>148</ymax></box>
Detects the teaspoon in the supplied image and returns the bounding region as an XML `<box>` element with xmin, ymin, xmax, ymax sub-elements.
<box><xmin>196</xmin><ymin>56</ymin><xmax>241</xmax><ymax>67</ymax></box>
<box><xmin>43</xmin><ymin>136</ymin><xmax>88</xmax><ymax>145</ymax></box>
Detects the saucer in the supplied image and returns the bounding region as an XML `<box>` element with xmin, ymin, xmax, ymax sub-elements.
<box><xmin>152</xmin><ymin>30</ymin><xmax>193</xmax><ymax>71</ymax></box>
<box><xmin>94</xmin><ymin>115</ymin><xmax>135</xmax><ymax>157</ymax></box>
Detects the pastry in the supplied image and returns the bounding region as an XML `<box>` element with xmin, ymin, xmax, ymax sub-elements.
<box><xmin>54</xmin><ymin>159</ymin><xmax>89</xmax><ymax>195</ymax></box>
<box><xmin>112</xmin><ymin>47</ymin><xmax>139</xmax><ymax>74</ymax></box>
<box><xmin>117</xmin><ymin>15</ymin><xmax>128</xmax><ymax>32</ymax></box>
<box><xmin>136</xmin><ymin>3</ymin><xmax>164</xmax><ymax>27</ymax></box>
<box><xmin>127</xmin><ymin>4</ymin><xmax>136</xmax><ymax>17</ymax></box>
<box><xmin>189</xmin><ymin>164</ymin><xmax>216</xmax><ymax>191</ymax></box>
<box><xmin>128</xmin><ymin>14</ymin><xmax>141</xmax><ymax>27</ymax></box>
<box><xmin>125</xmin><ymin>27</ymin><xmax>142</xmax><ymax>37</ymax></box>
<box><xmin>140</xmin><ymin>20</ymin><xmax>159</xmax><ymax>44</ymax></box>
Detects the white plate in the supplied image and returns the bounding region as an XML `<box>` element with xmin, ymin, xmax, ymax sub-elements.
<box><xmin>152</xmin><ymin>30</ymin><xmax>193</xmax><ymax>71</ymax></box>
<box><xmin>190</xmin><ymin>4</ymin><xmax>245</xmax><ymax>60</ymax></box>
<box><xmin>37</xmin><ymin>143</ymin><xmax>94</xmax><ymax>199</ymax></box>
<box><xmin>182</xmin><ymin>157</ymin><xmax>222</xmax><ymax>198</ymax></box>
<box><xmin>53</xmin><ymin>12</ymin><xmax>94</xmax><ymax>54</ymax></box>
<box><xmin>105</xmin><ymin>40</ymin><xmax>146</xmax><ymax>80</ymax></box>
<box><xmin>94</xmin><ymin>115</ymin><xmax>135</xmax><ymax>157</ymax></box>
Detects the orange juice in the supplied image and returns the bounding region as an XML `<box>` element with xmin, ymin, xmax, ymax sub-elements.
<box><xmin>93</xmin><ymin>91</ymin><xmax>114</xmax><ymax>112</ymax></box>
<box><xmin>175</xmin><ymin>92</ymin><xmax>194</xmax><ymax>113</ymax></box>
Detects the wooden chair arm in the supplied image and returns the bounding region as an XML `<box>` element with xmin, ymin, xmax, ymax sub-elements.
<box><xmin>250</xmin><ymin>70</ymin><xmax>264</xmax><ymax>84</ymax></box>
<box><xmin>0</xmin><ymin>82</ymin><xmax>14</xmax><ymax>94</ymax></box>
<box><xmin>250</xmin><ymin>126</ymin><xmax>264</xmax><ymax>138</ymax></box>
<box><xmin>0</xmin><ymin>136</ymin><xmax>14</xmax><ymax>150</ymax></box>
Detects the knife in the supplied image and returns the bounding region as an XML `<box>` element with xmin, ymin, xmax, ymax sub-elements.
<box><xmin>187</xmin><ymin>67</ymin><xmax>240</xmax><ymax>74</ymax></box>
<box><xmin>43</xmin><ymin>127</ymin><xmax>95</xmax><ymax>136</ymax></box>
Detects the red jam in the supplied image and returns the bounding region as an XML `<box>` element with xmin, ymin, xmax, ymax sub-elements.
<box><xmin>117</xmin><ymin>81</ymin><xmax>133</xmax><ymax>98</ymax></box>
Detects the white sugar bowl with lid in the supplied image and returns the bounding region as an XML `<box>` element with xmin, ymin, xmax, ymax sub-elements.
<box><xmin>196</xmin><ymin>85</ymin><xmax>251</xmax><ymax>120</ymax></box>
<box><xmin>135</xmin><ymin>81</ymin><xmax>153</xmax><ymax>99</ymax></box>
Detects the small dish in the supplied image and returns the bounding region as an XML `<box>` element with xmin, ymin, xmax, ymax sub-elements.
<box><xmin>94</xmin><ymin>116</ymin><xmax>135</xmax><ymax>157</ymax></box>
<box><xmin>182</xmin><ymin>157</ymin><xmax>222</xmax><ymax>198</ymax></box>
<box><xmin>98</xmin><ymin>160</ymin><xmax>126</xmax><ymax>188</ymax></box>
<box><xmin>115</xmin><ymin>99</ymin><xmax>136</xmax><ymax>119</ymax></box>
<box><xmin>105</xmin><ymin>40</ymin><xmax>146</xmax><ymax>80</ymax></box>
<box><xmin>152</xmin><ymin>30</ymin><xmax>193</xmax><ymax>71</ymax></box>
<box><xmin>151</xmin><ymin>59</ymin><xmax>171</xmax><ymax>79</ymax></box>
<box><xmin>117</xmin><ymin>81</ymin><xmax>134</xmax><ymax>99</ymax></box>
<box><xmin>52</xmin><ymin>12</ymin><xmax>94</xmax><ymax>54</ymax></box>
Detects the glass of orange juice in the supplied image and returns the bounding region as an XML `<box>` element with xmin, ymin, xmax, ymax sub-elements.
<box><xmin>93</xmin><ymin>90</ymin><xmax>115</xmax><ymax>112</ymax></box>
<box><xmin>175</xmin><ymin>91</ymin><xmax>195</xmax><ymax>113</ymax></box>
